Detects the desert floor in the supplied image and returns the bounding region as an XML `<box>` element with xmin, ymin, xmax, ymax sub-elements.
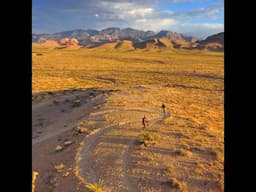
<box><xmin>32</xmin><ymin>46</ymin><xmax>224</xmax><ymax>192</ymax></box>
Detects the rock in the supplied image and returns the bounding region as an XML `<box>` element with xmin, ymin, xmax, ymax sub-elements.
<box><xmin>170</xmin><ymin>177</ymin><xmax>179</xmax><ymax>188</ymax></box>
<box><xmin>64</xmin><ymin>141</ymin><xmax>73</xmax><ymax>146</ymax></box>
<box><xmin>55</xmin><ymin>145</ymin><xmax>63</xmax><ymax>152</ymax></box>
<box><xmin>36</xmin><ymin>129</ymin><xmax>43</xmax><ymax>134</ymax></box>
<box><xmin>79</xmin><ymin>127</ymin><xmax>87</xmax><ymax>133</ymax></box>
<box><xmin>62</xmin><ymin>172</ymin><xmax>70</xmax><ymax>177</ymax></box>
<box><xmin>59</xmin><ymin>37</ymin><xmax>79</xmax><ymax>46</ymax></box>
<box><xmin>70</xmin><ymin>38</ymin><xmax>79</xmax><ymax>46</ymax></box>
<box><xmin>77</xmin><ymin>127</ymin><xmax>88</xmax><ymax>134</ymax></box>
<box><xmin>54</xmin><ymin>163</ymin><xmax>65</xmax><ymax>171</ymax></box>
<box><xmin>59</xmin><ymin>37</ymin><xmax>70</xmax><ymax>45</ymax></box>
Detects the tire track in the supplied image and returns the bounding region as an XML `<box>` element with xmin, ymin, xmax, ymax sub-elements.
<box><xmin>75</xmin><ymin>109</ymin><xmax>162</xmax><ymax>191</ymax></box>
<box><xmin>121</xmin><ymin>112</ymin><xmax>170</xmax><ymax>191</ymax></box>
<box><xmin>75</xmin><ymin>120</ymin><xmax>140</xmax><ymax>192</ymax></box>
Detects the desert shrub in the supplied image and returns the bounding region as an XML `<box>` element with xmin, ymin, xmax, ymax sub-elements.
<box><xmin>72</xmin><ymin>99</ymin><xmax>81</xmax><ymax>107</ymax></box>
<box><xmin>137</xmin><ymin>131</ymin><xmax>157</xmax><ymax>143</ymax></box>
<box><xmin>210</xmin><ymin>149</ymin><xmax>224</xmax><ymax>162</ymax></box>
<box><xmin>175</xmin><ymin>149</ymin><xmax>192</xmax><ymax>157</ymax></box>
<box><xmin>85</xmin><ymin>179</ymin><xmax>104</xmax><ymax>192</ymax></box>
<box><xmin>137</xmin><ymin>131</ymin><xmax>158</xmax><ymax>147</ymax></box>
<box><xmin>55</xmin><ymin>145</ymin><xmax>63</xmax><ymax>152</ymax></box>
<box><xmin>169</xmin><ymin>177</ymin><xmax>187</xmax><ymax>191</ymax></box>
<box><xmin>165</xmin><ymin>164</ymin><xmax>174</xmax><ymax>173</ymax></box>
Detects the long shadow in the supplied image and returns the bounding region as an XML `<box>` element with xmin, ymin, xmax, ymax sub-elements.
<box><xmin>124</xmin><ymin>172</ymin><xmax>172</xmax><ymax>191</ymax></box>
<box><xmin>32</xmin><ymin>87</ymin><xmax>115</xmax><ymax>123</ymax></box>
<box><xmin>32</xmin><ymin>88</ymin><xmax>120</xmax><ymax>144</ymax></box>
<box><xmin>32</xmin><ymin>87</ymin><xmax>119</xmax><ymax>103</ymax></box>
<box><xmin>129</xmin><ymin>70</ymin><xmax>224</xmax><ymax>80</ymax></box>
<box><xmin>100</xmin><ymin>135</ymin><xmax>135</xmax><ymax>145</ymax></box>
<box><xmin>185</xmin><ymin>177</ymin><xmax>223</xmax><ymax>191</ymax></box>
<box><xmin>80</xmin><ymin>106</ymin><xmax>172</xmax><ymax>190</ymax></box>
<box><xmin>89</xmin><ymin>109</ymin><xmax>211</xmax><ymax>191</ymax></box>
<box><xmin>143</xmin><ymin>146</ymin><xmax>177</xmax><ymax>157</ymax></box>
<box><xmin>92</xmin><ymin>156</ymin><xmax>173</xmax><ymax>191</ymax></box>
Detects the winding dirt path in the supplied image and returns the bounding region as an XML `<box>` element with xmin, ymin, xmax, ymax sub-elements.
<box><xmin>33</xmin><ymin>87</ymin><xmax>223</xmax><ymax>192</ymax></box>
<box><xmin>32</xmin><ymin>89</ymin><xmax>114</xmax><ymax>192</ymax></box>
<box><xmin>75</xmin><ymin>107</ymin><xmax>169</xmax><ymax>192</ymax></box>
<box><xmin>121</xmin><ymin>113</ymin><xmax>170</xmax><ymax>192</ymax></box>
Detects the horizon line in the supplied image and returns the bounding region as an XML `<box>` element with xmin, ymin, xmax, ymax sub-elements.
<box><xmin>32</xmin><ymin>27</ymin><xmax>224</xmax><ymax>38</ymax></box>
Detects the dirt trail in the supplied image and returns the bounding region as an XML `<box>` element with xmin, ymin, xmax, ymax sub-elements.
<box><xmin>32</xmin><ymin>89</ymin><xmax>113</xmax><ymax>192</ymax></box>
<box><xmin>75</xmin><ymin>105</ymin><xmax>168</xmax><ymax>192</ymax></box>
<box><xmin>33</xmin><ymin>87</ymin><xmax>223</xmax><ymax>192</ymax></box>
<box><xmin>121</xmin><ymin>113</ymin><xmax>170</xmax><ymax>192</ymax></box>
<box><xmin>32</xmin><ymin>88</ymin><xmax>162</xmax><ymax>191</ymax></box>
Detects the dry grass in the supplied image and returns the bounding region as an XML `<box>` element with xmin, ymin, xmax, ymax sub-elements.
<box><xmin>137</xmin><ymin>131</ymin><xmax>158</xmax><ymax>147</ymax></box>
<box><xmin>32</xmin><ymin>45</ymin><xmax>223</xmax><ymax>191</ymax></box>
<box><xmin>175</xmin><ymin>149</ymin><xmax>193</xmax><ymax>157</ymax></box>
<box><xmin>85</xmin><ymin>179</ymin><xmax>104</xmax><ymax>192</ymax></box>
<box><xmin>32</xmin><ymin>45</ymin><xmax>223</xmax><ymax>93</ymax></box>
<box><xmin>165</xmin><ymin>164</ymin><xmax>175</xmax><ymax>174</ymax></box>
<box><xmin>210</xmin><ymin>148</ymin><xmax>224</xmax><ymax>163</ymax></box>
<box><xmin>169</xmin><ymin>177</ymin><xmax>187</xmax><ymax>191</ymax></box>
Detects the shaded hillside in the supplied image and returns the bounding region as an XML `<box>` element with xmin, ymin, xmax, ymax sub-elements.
<box><xmin>32</xmin><ymin>29</ymin><xmax>224</xmax><ymax>51</ymax></box>
<box><xmin>33</xmin><ymin>38</ymin><xmax>60</xmax><ymax>47</ymax></box>
<box><xmin>115</xmin><ymin>40</ymin><xmax>134</xmax><ymax>50</ymax></box>
<box><xmin>32</xmin><ymin>28</ymin><xmax>196</xmax><ymax>44</ymax></box>
<box><xmin>33</xmin><ymin>29</ymin><xmax>90</xmax><ymax>42</ymax></box>
<box><xmin>133</xmin><ymin>39</ymin><xmax>158</xmax><ymax>49</ymax></box>
<box><xmin>202</xmin><ymin>32</ymin><xmax>224</xmax><ymax>44</ymax></box>
<box><xmin>197</xmin><ymin>32</ymin><xmax>224</xmax><ymax>51</ymax></box>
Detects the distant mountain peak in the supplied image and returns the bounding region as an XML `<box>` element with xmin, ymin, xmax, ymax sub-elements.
<box><xmin>32</xmin><ymin>28</ymin><xmax>223</xmax><ymax>51</ymax></box>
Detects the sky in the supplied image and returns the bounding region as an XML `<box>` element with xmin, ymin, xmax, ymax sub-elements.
<box><xmin>32</xmin><ymin>0</ymin><xmax>224</xmax><ymax>38</ymax></box>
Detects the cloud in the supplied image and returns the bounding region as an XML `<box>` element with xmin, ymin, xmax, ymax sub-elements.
<box><xmin>131</xmin><ymin>18</ymin><xmax>176</xmax><ymax>31</ymax></box>
<box><xmin>171</xmin><ymin>23</ymin><xmax>224</xmax><ymax>38</ymax></box>
<box><xmin>93</xmin><ymin>1</ymin><xmax>177</xmax><ymax>31</ymax></box>
<box><xmin>98</xmin><ymin>1</ymin><xmax>155</xmax><ymax>19</ymax></box>
<box><xmin>173</xmin><ymin>3</ymin><xmax>224</xmax><ymax>21</ymax></box>
<box><xmin>168</xmin><ymin>0</ymin><xmax>206</xmax><ymax>3</ymax></box>
<box><xmin>33</xmin><ymin>0</ymin><xmax>223</xmax><ymax>37</ymax></box>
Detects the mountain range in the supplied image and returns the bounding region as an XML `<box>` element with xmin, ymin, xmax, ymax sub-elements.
<box><xmin>32</xmin><ymin>28</ymin><xmax>224</xmax><ymax>51</ymax></box>
<box><xmin>32</xmin><ymin>28</ymin><xmax>198</xmax><ymax>43</ymax></box>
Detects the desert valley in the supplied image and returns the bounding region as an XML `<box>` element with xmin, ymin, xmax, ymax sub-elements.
<box><xmin>32</xmin><ymin>27</ymin><xmax>224</xmax><ymax>192</ymax></box>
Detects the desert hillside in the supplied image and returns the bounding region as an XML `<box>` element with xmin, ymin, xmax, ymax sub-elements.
<box><xmin>197</xmin><ymin>32</ymin><xmax>224</xmax><ymax>51</ymax></box>
<box><xmin>33</xmin><ymin>29</ymin><xmax>224</xmax><ymax>51</ymax></box>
